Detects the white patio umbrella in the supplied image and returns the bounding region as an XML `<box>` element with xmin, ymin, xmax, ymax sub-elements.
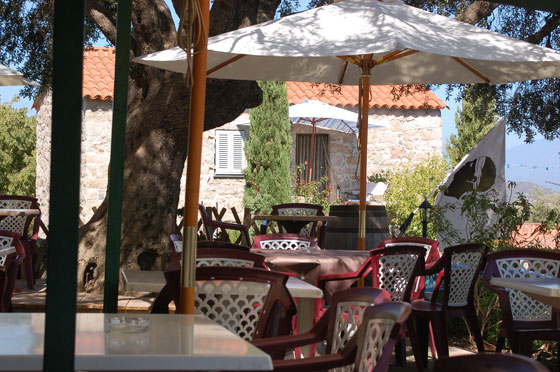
<box><xmin>289</xmin><ymin>99</ymin><xmax>382</xmax><ymax>180</ymax></box>
<box><xmin>0</xmin><ymin>63</ymin><xmax>39</xmax><ymax>86</ymax></box>
<box><xmin>134</xmin><ymin>0</ymin><xmax>560</xmax><ymax>296</ymax></box>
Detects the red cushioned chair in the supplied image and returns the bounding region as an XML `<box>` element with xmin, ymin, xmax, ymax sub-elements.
<box><xmin>0</xmin><ymin>231</ymin><xmax>26</xmax><ymax>312</ymax></box>
<box><xmin>482</xmin><ymin>249</ymin><xmax>560</xmax><ymax>364</ymax></box>
<box><xmin>412</xmin><ymin>243</ymin><xmax>488</xmax><ymax>367</ymax></box>
<box><xmin>0</xmin><ymin>196</ymin><xmax>41</xmax><ymax>289</ymax></box>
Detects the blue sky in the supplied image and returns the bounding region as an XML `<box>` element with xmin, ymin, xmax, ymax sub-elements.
<box><xmin>2</xmin><ymin>1</ymin><xmax>559</xmax><ymax>191</ymax></box>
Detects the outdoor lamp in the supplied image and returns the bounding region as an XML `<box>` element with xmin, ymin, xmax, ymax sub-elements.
<box><xmin>419</xmin><ymin>199</ymin><xmax>433</xmax><ymax>238</ymax></box>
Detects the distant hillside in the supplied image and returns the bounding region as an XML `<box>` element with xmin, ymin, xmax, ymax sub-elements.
<box><xmin>509</xmin><ymin>181</ymin><xmax>558</xmax><ymax>199</ymax></box>
<box><xmin>506</xmin><ymin>138</ymin><xmax>560</xmax><ymax>192</ymax></box>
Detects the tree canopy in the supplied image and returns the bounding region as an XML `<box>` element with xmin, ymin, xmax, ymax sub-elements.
<box><xmin>0</xmin><ymin>98</ymin><xmax>36</xmax><ymax>196</ymax></box>
<box><xmin>445</xmin><ymin>87</ymin><xmax>498</xmax><ymax>166</ymax></box>
<box><xmin>1</xmin><ymin>0</ymin><xmax>559</xmax><ymax>289</ymax></box>
<box><xmin>244</xmin><ymin>81</ymin><xmax>292</xmax><ymax>213</ymax></box>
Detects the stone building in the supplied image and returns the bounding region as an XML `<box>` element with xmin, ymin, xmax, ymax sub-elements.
<box><xmin>35</xmin><ymin>47</ymin><xmax>447</xmax><ymax>225</ymax></box>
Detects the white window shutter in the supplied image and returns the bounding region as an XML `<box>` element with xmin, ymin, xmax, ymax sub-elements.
<box><xmin>215</xmin><ymin>130</ymin><xmax>246</xmax><ymax>175</ymax></box>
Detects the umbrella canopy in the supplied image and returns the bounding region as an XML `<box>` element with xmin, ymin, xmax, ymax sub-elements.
<box><xmin>290</xmin><ymin>100</ymin><xmax>363</xmax><ymax>133</ymax></box>
<box><xmin>134</xmin><ymin>0</ymin><xmax>560</xmax><ymax>293</ymax></box>
<box><xmin>0</xmin><ymin>63</ymin><xmax>39</xmax><ymax>86</ymax></box>
<box><xmin>135</xmin><ymin>0</ymin><xmax>560</xmax><ymax>84</ymax></box>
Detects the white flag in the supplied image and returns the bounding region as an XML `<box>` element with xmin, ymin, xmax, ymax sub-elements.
<box><xmin>435</xmin><ymin>117</ymin><xmax>506</xmax><ymax>248</ymax></box>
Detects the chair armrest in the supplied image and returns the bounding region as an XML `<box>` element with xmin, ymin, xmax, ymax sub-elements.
<box><xmin>422</xmin><ymin>257</ymin><xmax>444</xmax><ymax>276</ymax></box>
<box><xmin>272</xmin><ymin>352</ymin><xmax>350</xmax><ymax>372</ymax></box>
<box><xmin>317</xmin><ymin>268</ymin><xmax>372</xmax><ymax>291</ymax></box>
<box><xmin>30</xmin><ymin>214</ymin><xmax>41</xmax><ymax>241</ymax></box>
<box><xmin>250</xmin><ymin>330</ymin><xmax>323</xmax><ymax>355</ymax></box>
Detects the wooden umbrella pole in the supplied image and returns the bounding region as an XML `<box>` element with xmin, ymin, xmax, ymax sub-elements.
<box><xmin>309</xmin><ymin>120</ymin><xmax>317</xmax><ymax>181</ymax></box>
<box><xmin>180</xmin><ymin>0</ymin><xmax>210</xmax><ymax>315</ymax></box>
<box><xmin>358</xmin><ymin>55</ymin><xmax>373</xmax><ymax>287</ymax></box>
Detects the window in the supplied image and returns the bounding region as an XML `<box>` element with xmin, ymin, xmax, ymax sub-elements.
<box><xmin>215</xmin><ymin>129</ymin><xmax>247</xmax><ymax>176</ymax></box>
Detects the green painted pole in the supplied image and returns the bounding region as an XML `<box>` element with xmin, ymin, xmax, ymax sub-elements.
<box><xmin>103</xmin><ymin>0</ymin><xmax>133</xmax><ymax>314</ymax></box>
<box><xmin>44</xmin><ymin>0</ymin><xmax>84</xmax><ymax>370</ymax></box>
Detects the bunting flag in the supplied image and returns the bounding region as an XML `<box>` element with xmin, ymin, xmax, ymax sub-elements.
<box><xmin>435</xmin><ymin>118</ymin><xmax>506</xmax><ymax>248</ymax></box>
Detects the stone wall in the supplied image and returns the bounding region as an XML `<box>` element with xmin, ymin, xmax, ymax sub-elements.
<box><xmin>35</xmin><ymin>92</ymin><xmax>113</xmax><ymax>227</ymax></box>
<box><xmin>180</xmin><ymin>112</ymin><xmax>250</xmax><ymax>220</ymax></box>
<box><xmin>291</xmin><ymin>107</ymin><xmax>442</xmax><ymax>199</ymax></box>
<box><xmin>36</xmin><ymin>102</ymin><xmax>441</xmax><ymax>226</ymax></box>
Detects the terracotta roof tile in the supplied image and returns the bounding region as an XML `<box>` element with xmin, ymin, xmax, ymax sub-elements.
<box><xmin>83</xmin><ymin>47</ymin><xmax>115</xmax><ymax>101</ymax></box>
<box><xmin>286</xmin><ymin>81</ymin><xmax>448</xmax><ymax>110</ymax></box>
<box><xmin>79</xmin><ymin>47</ymin><xmax>447</xmax><ymax>111</ymax></box>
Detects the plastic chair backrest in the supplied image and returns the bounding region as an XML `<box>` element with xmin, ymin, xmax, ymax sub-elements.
<box><xmin>433</xmin><ymin>353</ymin><xmax>549</xmax><ymax>372</ymax></box>
<box><xmin>251</xmin><ymin>233</ymin><xmax>319</xmax><ymax>251</ymax></box>
<box><xmin>271</xmin><ymin>203</ymin><xmax>324</xmax><ymax>236</ymax></box>
<box><xmin>0</xmin><ymin>196</ymin><xmax>40</xmax><ymax>236</ymax></box>
<box><xmin>354</xmin><ymin>302</ymin><xmax>412</xmax><ymax>372</ymax></box>
<box><xmin>435</xmin><ymin>243</ymin><xmax>488</xmax><ymax>308</ymax></box>
<box><xmin>325</xmin><ymin>288</ymin><xmax>391</xmax><ymax>354</ymax></box>
<box><xmin>483</xmin><ymin>249</ymin><xmax>560</xmax><ymax>324</ymax></box>
<box><xmin>379</xmin><ymin>237</ymin><xmax>440</xmax><ymax>265</ymax></box>
<box><xmin>370</xmin><ymin>245</ymin><xmax>426</xmax><ymax>302</ymax></box>
<box><xmin>195</xmin><ymin>267</ymin><xmax>296</xmax><ymax>341</ymax></box>
<box><xmin>196</xmin><ymin>248</ymin><xmax>267</xmax><ymax>269</ymax></box>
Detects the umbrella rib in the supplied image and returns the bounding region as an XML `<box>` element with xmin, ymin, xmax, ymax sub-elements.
<box><xmin>375</xmin><ymin>49</ymin><xmax>418</xmax><ymax>65</ymax></box>
<box><xmin>338</xmin><ymin>59</ymin><xmax>349</xmax><ymax>84</ymax></box>
<box><xmin>207</xmin><ymin>54</ymin><xmax>246</xmax><ymax>75</ymax></box>
<box><xmin>452</xmin><ymin>57</ymin><xmax>490</xmax><ymax>83</ymax></box>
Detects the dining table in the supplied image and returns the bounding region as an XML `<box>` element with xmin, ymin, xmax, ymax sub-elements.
<box><xmin>490</xmin><ymin>277</ymin><xmax>560</xmax><ymax>308</ymax></box>
<box><xmin>0</xmin><ymin>313</ymin><xmax>273</xmax><ymax>371</ymax></box>
<box><xmin>252</xmin><ymin>214</ymin><xmax>340</xmax><ymax>235</ymax></box>
<box><xmin>0</xmin><ymin>209</ymin><xmax>41</xmax><ymax>217</ymax></box>
<box><xmin>256</xmin><ymin>249</ymin><xmax>370</xmax><ymax>334</ymax></box>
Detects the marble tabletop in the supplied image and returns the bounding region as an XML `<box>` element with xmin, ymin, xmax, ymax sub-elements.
<box><xmin>0</xmin><ymin>313</ymin><xmax>273</xmax><ymax>371</ymax></box>
<box><xmin>490</xmin><ymin>277</ymin><xmax>560</xmax><ymax>308</ymax></box>
<box><xmin>122</xmin><ymin>270</ymin><xmax>323</xmax><ymax>299</ymax></box>
<box><xmin>0</xmin><ymin>209</ymin><xmax>40</xmax><ymax>216</ymax></box>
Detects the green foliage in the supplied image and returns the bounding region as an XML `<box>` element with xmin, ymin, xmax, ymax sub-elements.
<box><xmin>433</xmin><ymin>183</ymin><xmax>532</xmax><ymax>251</ymax></box>
<box><xmin>292</xmin><ymin>164</ymin><xmax>334</xmax><ymax>213</ymax></box>
<box><xmin>382</xmin><ymin>155</ymin><xmax>449</xmax><ymax>237</ymax></box>
<box><xmin>529</xmin><ymin>188</ymin><xmax>560</xmax><ymax>223</ymax></box>
<box><xmin>445</xmin><ymin>86</ymin><xmax>498</xmax><ymax>166</ymax></box>
<box><xmin>431</xmin><ymin>184</ymin><xmax>559</xmax><ymax>352</ymax></box>
<box><xmin>0</xmin><ymin>98</ymin><xmax>36</xmax><ymax>195</ymax></box>
<box><xmin>243</xmin><ymin>81</ymin><xmax>292</xmax><ymax>214</ymax></box>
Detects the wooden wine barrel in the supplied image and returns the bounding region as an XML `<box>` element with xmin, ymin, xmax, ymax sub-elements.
<box><xmin>323</xmin><ymin>205</ymin><xmax>390</xmax><ymax>250</ymax></box>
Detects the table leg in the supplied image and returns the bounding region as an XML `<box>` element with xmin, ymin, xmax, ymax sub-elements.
<box><xmin>296</xmin><ymin>297</ymin><xmax>315</xmax><ymax>357</ymax></box>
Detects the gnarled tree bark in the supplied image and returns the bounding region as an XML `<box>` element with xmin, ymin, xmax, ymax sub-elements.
<box><xmin>78</xmin><ymin>0</ymin><xmax>281</xmax><ymax>291</ymax></box>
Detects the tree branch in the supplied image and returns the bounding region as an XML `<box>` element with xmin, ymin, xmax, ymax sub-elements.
<box><xmin>455</xmin><ymin>1</ymin><xmax>499</xmax><ymax>25</ymax></box>
<box><xmin>524</xmin><ymin>13</ymin><xmax>560</xmax><ymax>45</ymax></box>
<box><xmin>85</xmin><ymin>0</ymin><xmax>118</xmax><ymax>45</ymax></box>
